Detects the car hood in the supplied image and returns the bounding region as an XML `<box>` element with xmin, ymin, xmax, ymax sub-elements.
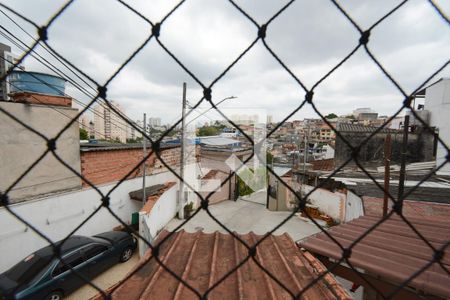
<box><xmin>0</xmin><ymin>274</ymin><xmax>18</xmax><ymax>299</ymax></box>
<box><xmin>94</xmin><ymin>231</ymin><xmax>131</xmax><ymax>244</ymax></box>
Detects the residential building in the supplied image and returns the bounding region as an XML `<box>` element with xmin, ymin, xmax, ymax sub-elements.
<box><xmin>319</xmin><ymin>122</ymin><xmax>336</xmax><ymax>142</ymax></box>
<box><xmin>0</xmin><ymin>101</ymin><xmax>81</xmax><ymax>202</ymax></box>
<box><xmin>230</xmin><ymin>113</ymin><xmax>258</xmax><ymax>125</ymax></box>
<box><xmin>79</xmin><ymin>114</ymin><xmax>90</xmax><ymax>131</ymax></box>
<box><xmin>0</xmin><ymin>43</ymin><xmax>19</xmax><ymax>101</ymax></box>
<box><xmin>419</xmin><ymin>78</ymin><xmax>450</xmax><ymax>175</ymax></box>
<box><xmin>148</xmin><ymin>117</ymin><xmax>161</xmax><ymax>127</ymax></box>
<box><xmin>389</xmin><ymin>115</ymin><xmax>404</xmax><ymax>130</ymax></box>
<box><xmin>94</xmin><ymin>101</ymin><xmax>127</xmax><ymax>143</ymax></box>
<box><xmin>126</xmin><ymin>119</ymin><xmax>143</xmax><ymax>141</ymax></box>
<box><xmin>335</xmin><ymin>123</ymin><xmax>435</xmax><ymax>168</ymax></box>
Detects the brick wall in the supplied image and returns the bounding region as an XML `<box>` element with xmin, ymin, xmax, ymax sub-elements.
<box><xmin>10</xmin><ymin>92</ymin><xmax>72</xmax><ymax>107</ymax></box>
<box><xmin>80</xmin><ymin>146</ymin><xmax>182</xmax><ymax>187</ymax></box>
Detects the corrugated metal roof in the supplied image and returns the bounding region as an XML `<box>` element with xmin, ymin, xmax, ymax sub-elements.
<box><xmin>200</xmin><ymin>136</ymin><xmax>241</xmax><ymax>146</ymax></box>
<box><xmin>298</xmin><ymin>215</ymin><xmax>450</xmax><ymax>299</ymax></box>
<box><xmin>337</xmin><ymin>123</ymin><xmax>400</xmax><ymax>133</ymax></box>
<box><xmin>105</xmin><ymin>230</ymin><xmax>351</xmax><ymax>299</ymax></box>
<box><xmin>80</xmin><ymin>142</ymin><xmax>178</xmax><ymax>152</ymax></box>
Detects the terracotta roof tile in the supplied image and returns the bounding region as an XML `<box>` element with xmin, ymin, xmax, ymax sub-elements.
<box><xmin>103</xmin><ymin>230</ymin><xmax>350</xmax><ymax>299</ymax></box>
<box><xmin>298</xmin><ymin>215</ymin><xmax>450</xmax><ymax>299</ymax></box>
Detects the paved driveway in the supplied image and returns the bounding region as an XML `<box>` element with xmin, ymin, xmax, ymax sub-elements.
<box><xmin>165</xmin><ymin>192</ymin><xmax>322</xmax><ymax>242</ymax></box>
<box><xmin>66</xmin><ymin>252</ymin><xmax>139</xmax><ymax>300</ymax></box>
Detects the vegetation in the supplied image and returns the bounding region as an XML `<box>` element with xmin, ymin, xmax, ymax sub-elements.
<box><xmin>79</xmin><ymin>128</ymin><xmax>89</xmax><ymax>140</ymax></box>
<box><xmin>237</xmin><ymin>167</ymin><xmax>268</xmax><ymax>196</ymax></box>
<box><xmin>197</xmin><ymin>121</ymin><xmax>227</xmax><ymax>136</ymax></box>
<box><xmin>197</xmin><ymin>126</ymin><xmax>220</xmax><ymax>136</ymax></box>
<box><xmin>266</xmin><ymin>152</ymin><xmax>274</xmax><ymax>165</ymax></box>
<box><xmin>126</xmin><ymin>137</ymin><xmax>143</xmax><ymax>143</ymax></box>
<box><xmin>325</xmin><ymin>113</ymin><xmax>338</xmax><ymax>119</ymax></box>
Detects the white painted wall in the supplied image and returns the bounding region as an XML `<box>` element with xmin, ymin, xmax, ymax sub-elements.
<box><xmin>0</xmin><ymin>171</ymin><xmax>177</xmax><ymax>272</ymax></box>
<box><xmin>303</xmin><ymin>185</ymin><xmax>345</xmax><ymax>221</ymax></box>
<box><xmin>142</xmin><ymin>185</ymin><xmax>178</xmax><ymax>241</ymax></box>
<box><xmin>425</xmin><ymin>79</ymin><xmax>450</xmax><ymax>175</ymax></box>
<box><xmin>344</xmin><ymin>190</ymin><xmax>364</xmax><ymax>222</ymax></box>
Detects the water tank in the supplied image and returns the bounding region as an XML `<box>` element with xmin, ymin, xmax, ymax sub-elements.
<box><xmin>9</xmin><ymin>71</ymin><xmax>66</xmax><ymax>96</ymax></box>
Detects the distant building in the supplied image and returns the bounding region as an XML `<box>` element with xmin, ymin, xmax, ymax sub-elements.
<box><xmin>230</xmin><ymin>113</ymin><xmax>259</xmax><ymax>125</ymax></box>
<box><xmin>335</xmin><ymin>123</ymin><xmax>435</xmax><ymax>168</ymax></box>
<box><xmin>353</xmin><ymin>107</ymin><xmax>378</xmax><ymax>121</ymax></box>
<box><xmin>319</xmin><ymin>123</ymin><xmax>335</xmax><ymax>142</ymax></box>
<box><xmin>94</xmin><ymin>101</ymin><xmax>127</xmax><ymax>143</ymax></box>
<box><xmin>88</xmin><ymin>121</ymin><xmax>95</xmax><ymax>139</ymax></box>
<box><xmin>148</xmin><ymin>117</ymin><xmax>161</xmax><ymax>127</ymax></box>
<box><xmin>0</xmin><ymin>43</ymin><xmax>19</xmax><ymax>101</ymax></box>
<box><xmin>389</xmin><ymin>115</ymin><xmax>404</xmax><ymax>130</ymax></box>
<box><xmin>79</xmin><ymin>115</ymin><xmax>90</xmax><ymax>131</ymax></box>
<box><xmin>127</xmin><ymin>120</ymin><xmax>143</xmax><ymax>141</ymax></box>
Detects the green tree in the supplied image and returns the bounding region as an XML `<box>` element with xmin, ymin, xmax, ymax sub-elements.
<box><xmin>79</xmin><ymin>128</ymin><xmax>88</xmax><ymax>140</ymax></box>
<box><xmin>198</xmin><ymin>126</ymin><xmax>219</xmax><ymax>136</ymax></box>
<box><xmin>266</xmin><ymin>152</ymin><xmax>274</xmax><ymax>165</ymax></box>
<box><xmin>325</xmin><ymin>113</ymin><xmax>338</xmax><ymax>119</ymax></box>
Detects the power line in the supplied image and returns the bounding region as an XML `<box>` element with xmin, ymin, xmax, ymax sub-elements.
<box><xmin>0</xmin><ymin>53</ymin><xmax>131</xmax><ymax>135</ymax></box>
<box><xmin>0</xmin><ymin>19</ymin><xmax>137</xmax><ymax>133</ymax></box>
<box><xmin>0</xmin><ymin>8</ymin><xmax>98</xmax><ymax>94</ymax></box>
<box><xmin>5</xmin><ymin>78</ymin><xmax>108</xmax><ymax>139</ymax></box>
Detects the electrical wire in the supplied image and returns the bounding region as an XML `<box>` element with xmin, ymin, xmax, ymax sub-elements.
<box><xmin>0</xmin><ymin>18</ymin><xmax>135</xmax><ymax>133</ymax></box>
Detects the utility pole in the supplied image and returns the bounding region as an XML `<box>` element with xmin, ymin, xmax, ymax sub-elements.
<box><xmin>303</xmin><ymin>125</ymin><xmax>309</xmax><ymax>184</ymax></box>
<box><xmin>383</xmin><ymin>134</ymin><xmax>391</xmax><ymax>216</ymax></box>
<box><xmin>142</xmin><ymin>113</ymin><xmax>147</xmax><ymax>204</ymax></box>
<box><xmin>178</xmin><ymin>82</ymin><xmax>187</xmax><ymax>219</ymax></box>
<box><xmin>397</xmin><ymin>115</ymin><xmax>409</xmax><ymax>213</ymax></box>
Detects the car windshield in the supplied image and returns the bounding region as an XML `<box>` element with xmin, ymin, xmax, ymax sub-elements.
<box><xmin>5</xmin><ymin>253</ymin><xmax>52</xmax><ymax>286</ymax></box>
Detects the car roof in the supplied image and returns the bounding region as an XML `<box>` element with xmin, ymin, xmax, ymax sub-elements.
<box><xmin>34</xmin><ymin>236</ymin><xmax>94</xmax><ymax>260</ymax></box>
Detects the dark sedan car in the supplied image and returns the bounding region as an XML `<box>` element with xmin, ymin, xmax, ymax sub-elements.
<box><xmin>0</xmin><ymin>231</ymin><xmax>137</xmax><ymax>300</ymax></box>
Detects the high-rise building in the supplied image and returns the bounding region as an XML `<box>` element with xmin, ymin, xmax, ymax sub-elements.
<box><xmin>94</xmin><ymin>101</ymin><xmax>127</xmax><ymax>143</ymax></box>
<box><xmin>127</xmin><ymin>120</ymin><xmax>143</xmax><ymax>141</ymax></box>
<box><xmin>0</xmin><ymin>43</ymin><xmax>19</xmax><ymax>101</ymax></box>
<box><xmin>148</xmin><ymin>117</ymin><xmax>161</xmax><ymax>127</ymax></box>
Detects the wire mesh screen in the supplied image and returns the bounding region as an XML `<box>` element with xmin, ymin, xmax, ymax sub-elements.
<box><xmin>0</xmin><ymin>0</ymin><xmax>449</xmax><ymax>299</ymax></box>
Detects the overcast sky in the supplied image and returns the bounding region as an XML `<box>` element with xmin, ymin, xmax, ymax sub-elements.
<box><xmin>1</xmin><ymin>0</ymin><xmax>449</xmax><ymax>125</ymax></box>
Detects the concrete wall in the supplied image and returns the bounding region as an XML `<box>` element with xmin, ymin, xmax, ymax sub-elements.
<box><xmin>0</xmin><ymin>102</ymin><xmax>81</xmax><ymax>203</ymax></box>
<box><xmin>344</xmin><ymin>190</ymin><xmax>364</xmax><ymax>222</ymax></box>
<box><xmin>335</xmin><ymin>129</ymin><xmax>435</xmax><ymax>169</ymax></box>
<box><xmin>425</xmin><ymin>79</ymin><xmax>450</xmax><ymax>175</ymax></box>
<box><xmin>0</xmin><ymin>171</ymin><xmax>177</xmax><ymax>272</ymax></box>
<box><xmin>142</xmin><ymin>184</ymin><xmax>178</xmax><ymax>243</ymax></box>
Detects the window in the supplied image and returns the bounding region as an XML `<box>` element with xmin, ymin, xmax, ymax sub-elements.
<box><xmin>5</xmin><ymin>253</ymin><xmax>53</xmax><ymax>286</ymax></box>
<box><xmin>52</xmin><ymin>251</ymin><xmax>84</xmax><ymax>277</ymax></box>
<box><xmin>83</xmin><ymin>244</ymin><xmax>108</xmax><ymax>260</ymax></box>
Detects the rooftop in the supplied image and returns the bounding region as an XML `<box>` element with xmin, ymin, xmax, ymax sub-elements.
<box><xmin>80</xmin><ymin>142</ymin><xmax>179</xmax><ymax>152</ymax></box>
<box><xmin>103</xmin><ymin>230</ymin><xmax>351</xmax><ymax>299</ymax></box>
<box><xmin>337</xmin><ymin>123</ymin><xmax>400</xmax><ymax>133</ymax></box>
<box><xmin>298</xmin><ymin>215</ymin><xmax>450</xmax><ymax>299</ymax></box>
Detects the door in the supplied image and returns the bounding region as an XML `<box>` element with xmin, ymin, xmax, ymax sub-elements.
<box><xmin>51</xmin><ymin>250</ymin><xmax>88</xmax><ymax>293</ymax></box>
<box><xmin>82</xmin><ymin>244</ymin><xmax>113</xmax><ymax>278</ymax></box>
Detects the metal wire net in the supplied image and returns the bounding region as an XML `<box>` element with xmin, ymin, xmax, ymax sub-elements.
<box><xmin>0</xmin><ymin>0</ymin><xmax>448</xmax><ymax>299</ymax></box>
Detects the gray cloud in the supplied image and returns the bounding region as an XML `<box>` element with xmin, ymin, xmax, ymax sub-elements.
<box><xmin>1</xmin><ymin>0</ymin><xmax>448</xmax><ymax>125</ymax></box>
